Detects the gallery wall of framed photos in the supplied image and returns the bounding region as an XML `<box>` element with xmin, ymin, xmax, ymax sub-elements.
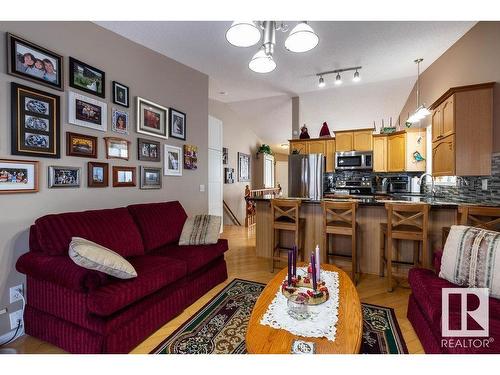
<box><xmin>0</xmin><ymin>22</ymin><xmax>211</xmax><ymax>327</ymax></box>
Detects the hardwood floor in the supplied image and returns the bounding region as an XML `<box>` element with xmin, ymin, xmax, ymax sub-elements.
<box><xmin>4</xmin><ymin>225</ymin><xmax>424</xmax><ymax>354</ymax></box>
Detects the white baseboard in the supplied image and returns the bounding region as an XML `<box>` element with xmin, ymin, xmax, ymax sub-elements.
<box><xmin>0</xmin><ymin>324</ymin><xmax>25</xmax><ymax>345</ymax></box>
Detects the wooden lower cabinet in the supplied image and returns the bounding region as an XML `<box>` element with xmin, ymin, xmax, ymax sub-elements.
<box><xmin>432</xmin><ymin>134</ymin><xmax>455</xmax><ymax>176</ymax></box>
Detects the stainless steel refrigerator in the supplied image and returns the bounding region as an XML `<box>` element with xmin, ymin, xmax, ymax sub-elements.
<box><xmin>288</xmin><ymin>153</ymin><xmax>325</xmax><ymax>200</ymax></box>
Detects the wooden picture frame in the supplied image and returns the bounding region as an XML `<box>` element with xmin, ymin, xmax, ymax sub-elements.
<box><xmin>112</xmin><ymin>166</ymin><xmax>136</xmax><ymax>187</ymax></box>
<box><xmin>140</xmin><ymin>166</ymin><xmax>162</xmax><ymax>189</ymax></box>
<box><xmin>88</xmin><ymin>162</ymin><xmax>109</xmax><ymax>188</ymax></box>
<box><xmin>69</xmin><ymin>57</ymin><xmax>105</xmax><ymax>98</ymax></box>
<box><xmin>136</xmin><ymin>97</ymin><xmax>168</xmax><ymax>139</ymax></box>
<box><xmin>66</xmin><ymin>132</ymin><xmax>98</xmax><ymax>158</ymax></box>
<box><xmin>11</xmin><ymin>82</ymin><xmax>61</xmax><ymax>158</ymax></box>
<box><xmin>112</xmin><ymin>81</ymin><xmax>129</xmax><ymax>108</ymax></box>
<box><xmin>0</xmin><ymin>159</ymin><xmax>39</xmax><ymax>194</ymax></box>
<box><xmin>169</xmin><ymin>108</ymin><xmax>186</xmax><ymax>141</ymax></box>
<box><xmin>7</xmin><ymin>33</ymin><xmax>64</xmax><ymax>91</ymax></box>
<box><xmin>138</xmin><ymin>138</ymin><xmax>161</xmax><ymax>162</ymax></box>
<box><xmin>48</xmin><ymin>166</ymin><xmax>81</xmax><ymax>188</ymax></box>
<box><xmin>104</xmin><ymin>137</ymin><xmax>130</xmax><ymax>161</ymax></box>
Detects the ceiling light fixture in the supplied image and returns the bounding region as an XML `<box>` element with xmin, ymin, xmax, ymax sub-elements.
<box><xmin>284</xmin><ymin>21</ymin><xmax>319</xmax><ymax>53</ymax></box>
<box><xmin>408</xmin><ymin>58</ymin><xmax>431</xmax><ymax>124</ymax></box>
<box><xmin>315</xmin><ymin>66</ymin><xmax>362</xmax><ymax>88</ymax></box>
<box><xmin>226</xmin><ymin>21</ymin><xmax>319</xmax><ymax>74</ymax></box>
<box><xmin>225</xmin><ymin>21</ymin><xmax>261</xmax><ymax>47</ymax></box>
<box><xmin>318</xmin><ymin>76</ymin><xmax>325</xmax><ymax>88</ymax></box>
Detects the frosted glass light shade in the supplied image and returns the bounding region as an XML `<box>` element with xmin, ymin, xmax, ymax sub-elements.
<box><xmin>285</xmin><ymin>22</ymin><xmax>319</xmax><ymax>53</ymax></box>
<box><xmin>226</xmin><ymin>21</ymin><xmax>261</xmax><ymax>47</ymax></box>
<box><xmin>248</xmin><ymin>48</ymin><xmax>276</xmax><ymax>73</ymax></box>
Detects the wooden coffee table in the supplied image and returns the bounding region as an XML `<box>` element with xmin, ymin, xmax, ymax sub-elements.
<box><xmin>246</xmin><ymin>263</ymin><xmax>362</xmax><ymax>354</ymax></box>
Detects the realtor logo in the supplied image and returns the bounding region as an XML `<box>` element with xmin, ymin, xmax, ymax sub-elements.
<box><xmin>442</xmin><ymin>288</ymin><xmax>489</xmax><ymax>337</ymax></box>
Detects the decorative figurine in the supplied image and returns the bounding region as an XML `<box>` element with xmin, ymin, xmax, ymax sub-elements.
<box><xmin>299</xmin><ymin>124</ymin><xmax>310</xmax><ymax>139</ymax></box>
<box><xmin>319</xmin><ymin>122</ymin><xmax>331</xmax><ymax>138</ymax></box>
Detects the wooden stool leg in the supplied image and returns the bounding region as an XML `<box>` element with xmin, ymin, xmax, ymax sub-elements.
<box><xmin>413</xmin><ymin>241</ymin><xmax>420</xmax><ymax>268</ymax></box>
<box><xmin>271</xmin><ymin>229</ymin><xmax>276</xmax><ymax>273</ymax></box>
<box><xmin>323</xmin><ymin>232</ymin><xmax>328</xmax><ymax>265</ymax></box>
<box><xmin>351</xmin><ymin>232</ymin><xmax>357</xmax><ymax>285</ymax></box>
<box><xmin>387</xmin><ymin>235</ymin><xmax>393</xmax><ymax>292</ymax></box>
<box><xmin>422</xmin><ymin>237</ymin><xmax>429</xmax><ymax>269</ymax></box>
<box><xmin>379</xmin><ymin>230</ymin><xmax>385</xmax><ymax>277</ymax></box>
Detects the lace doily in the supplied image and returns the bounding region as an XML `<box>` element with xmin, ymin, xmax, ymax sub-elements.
<box><xmin>259</xmin><ymin>267</ymin><xmax>340</xmax><ymax>341</ymax></box>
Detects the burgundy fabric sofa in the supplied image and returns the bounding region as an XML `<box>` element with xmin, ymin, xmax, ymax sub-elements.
<box><xmin>15</xmin><ymin>201</ymin><xmax>228</xmax><ymax>353</ymax></box>
<box><xmin>407</xmin><ymin>251</ymin><xmax>500</xmax><ymax>353</ymax></box>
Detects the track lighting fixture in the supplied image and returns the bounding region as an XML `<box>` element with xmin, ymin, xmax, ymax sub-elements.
<box><xmin>226</xmin><ymin>21</ymin><xmax>319</xmax><ymax>74</ymax></box>
<box><xmin>315</xmin><ymin>66</ymin><xmax>362</xmax><ymax>88</ymax></box>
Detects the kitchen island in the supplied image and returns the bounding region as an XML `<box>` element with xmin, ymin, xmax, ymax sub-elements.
<box><xmin>251</xmin><ymin>194</ymin><xmax>497</xmax><ymax>275</ymax></box>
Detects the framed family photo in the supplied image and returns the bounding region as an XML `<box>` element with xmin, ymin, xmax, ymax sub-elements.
<box><xmin>111</xmin><ymin>108</ymin><xmax>129</xmax><ymax>135</ymax></box>
<box><xmin>164</xmin><ymin>144</ymin><xmax>183</xmax><ymax>176</ymax></box>
<box><xmin>138</xmin><ymin>138</ymin><xmax>160</xmax><ymax>162</ymax></box>
<box><xmin>11</xmin><ymin>82</ymin><xmax>61</xmax><ymax>158</ymax></box>
<box><xmin>238</xmin><ymin>152</ymin><xmax>251</xmax><ymax>182</ymax></box>
<box><xmin>112</xmin><ymin>81</ymin><xmax>129</xmax><ymax>107</ymax></box>
<box><xmin>0</xmin><ymin>159</ymin><xmax>39</xmax><ymax>194</ymax></box>
<box><xmin>48</xmin><ymin>166</ymin><xmax>81</xmax><ymax>188</ymax></box>
<box><xmin>87</xmin><ymin>162</ymin><xmax>108</xmax><ymax>188</ymax></box>
<box><xmin>68</xmin><ymin>91</ymin><xmax>107</xmax><ymax>132</ymax></box>
<box><xmin>66</xmin><ymin>132</ymin><xmax>98</xmax><ymax>158</ymax></box>
<box><xmin>140</xmin><ymin>166</ymin><xmax>162</xmax><ymax>190</ymax></box>
<box><xmin>7</xmin><ymin>33</ymin><xmax>63</xmax><ymax>91</ymax></box>
<box><xmin>169</xmin><ymin>108</ymin><xmax>186</xmax><ymax>140</ymax></box>
<box><xmin>183</xmin><ymin>144</ymin><xmax>198</xmax><ymax>170</ymax></box>
<box><xmin>136</xmin><ymin>97</ymin><xmax>168</xmax><ymax>139</ymax></box>
<box><xmin>104</xmin><ymin>137</ymin><xmax>130</xmax><ymax>161</ymax></box>
<box><xmin>69</xmin><ymin>57</ymin><xmax>105</xmax><ymax>98</ymax></box>
<box><xmin>112</xmin><ymin>166</ymin><xmax>136</xmax><ymax>187</ymax></box>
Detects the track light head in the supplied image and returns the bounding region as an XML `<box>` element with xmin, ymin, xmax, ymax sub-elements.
<box><xmin>318</xmin><ymin>76</ymin><xmax>325</xmax><ymax>88</ymax></box>
<box><xmin>335</xmin><ymin>73</ymin><xmax>342</xmax><ymax>85</ymax></box>
<box><xmin>353</xmin><ymin>70</ymin><xmax>360</xmax><ymax>82</ymax></box>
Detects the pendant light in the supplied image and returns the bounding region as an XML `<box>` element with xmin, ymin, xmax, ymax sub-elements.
<box><xmin>225</xmin><ymin>21</ymin><xmax>261</xmax><ymax>47</ymax></box>
<box><xmin>284</xmin><ymin>21</ymin><xmax>319</xmax><ymax>53</ymax></box>
<box><xmin>248</xmin><ymin>46</ymin><xmax>276</xmax><ymax>73</ymax></box>
<box><xmin>408</xmin><ymin>58</ymin><xmax>431</xmax><ymax>124</ymax></box>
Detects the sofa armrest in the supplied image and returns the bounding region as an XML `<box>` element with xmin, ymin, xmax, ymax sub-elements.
<box><xmin>433</xmin><ymin>250</ymin><xmax>443</xmax><ymax>274</ymax></box>
<box><xmin>217</xmin><ymin>238</ymin><xmax>229</xmax><ymax>253</ymax></box>
<box><xmin>16</xmin><ymin>252</ymin><xmax>109</xmax><ymax>292</ymax></box>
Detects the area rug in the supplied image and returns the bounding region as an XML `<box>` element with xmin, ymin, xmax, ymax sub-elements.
<box><xmin>151</xmin><ymin>279</ymin><xmax>408</xmax><ymax>354</ymax></box>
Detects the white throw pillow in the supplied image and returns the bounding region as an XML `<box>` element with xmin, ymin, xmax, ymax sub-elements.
<box><xmin>69</xmin><ymin>237</ymin><xmax>137</xmax><ymax>279</ymax></box>
<box><xmin>440</xmin><ymin>225</ymin><xmax>500</xmax><ymax>298</ymax></box>
<box><xmin>179</xmin><ymin>215</ymin><xmax>221</xmax><ymax>246</ymax></box>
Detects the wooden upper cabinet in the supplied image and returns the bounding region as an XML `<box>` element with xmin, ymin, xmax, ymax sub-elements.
<box><xmin>387</xmin><ymin>133</ymin><xmax>406</xmax><ymax>172</ymax></box>
<box><xmin>307</xmin><ymin>140</ymin><xmax>326</xmax><ymax>154</ymax></box>
<box><xmin>429</xmin><ymin>82</ymin><xmax>494</xmax><ymax>176</ymax></box>
<box><xmin>373</xmin><ymin>135</ymin><xmax>387</xmax><ymax>172</ymax></box>
<box><xmin>353</xmin><ymin>130</ymin><xmax>373</xmax><ymax>151</ymax></box>
<box><xmin>289</xmin><ymin>141</ymin><xmax>307</xmax><ymax>154</ymax></box>
<box><xmin>335</xmin><ymin>132</ymin><xmax>353</xmax><ymax>152</ymax></box>
<box><xmin>325</xmin><ymin>139</ymin><xmax>336</xmax><ymax>173</ymax></box>
<box><xmin>432</xmin><ymin>134</ymin><xmax>455</xmax><ymax>176</ymax></box>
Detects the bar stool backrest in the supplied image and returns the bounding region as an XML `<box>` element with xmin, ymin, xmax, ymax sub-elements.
<box><xmin>271</xmin><ymin>199</ymin><xmax>301</xmax><ymax>228</ymax></box>
<box><xmin>458</xmin><ymin>205</ymin><xmax>500</xmax><ymax>232</ymax></box>
<box><xmin>322</xmin><ymin>201</ymin><xmax>358</xmax><ymax>230</ymax></box>
<box><xmin>385</xmin><ymin>203</ymin><xmax>430</xmax><ymax>235</ymax></box>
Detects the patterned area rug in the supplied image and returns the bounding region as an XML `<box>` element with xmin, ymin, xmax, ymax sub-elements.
<box><xmin>152</xmin><ymin>279</ymin><xmax>408</xmax><ymax>354</ymax></box>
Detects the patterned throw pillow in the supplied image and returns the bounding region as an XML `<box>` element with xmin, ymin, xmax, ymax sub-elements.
<box><xmin>440</xmin><ymin>225</ymin><xmax>500</xmax><ymax>298</ymax></box>
<box><xmin>178</xmin><ymin>215</ymin><xmax>221</xmax><ymax>246</ymax></box>
<box><xmin>69</xmin><ymin>237</ymin><xmax>137</xmax><ymax>279</ymax></box>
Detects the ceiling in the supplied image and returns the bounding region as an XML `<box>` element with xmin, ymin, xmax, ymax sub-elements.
<box><xmin>97</xmin><ymin>21</ymin><xmax>475</xmax><ymax>103</ymax></box>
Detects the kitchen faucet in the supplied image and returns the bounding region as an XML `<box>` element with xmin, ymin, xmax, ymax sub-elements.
<box><xmin>419</xmin><ymin>173</ymin><xmax>436</xmax><ymax>197</ymax></box>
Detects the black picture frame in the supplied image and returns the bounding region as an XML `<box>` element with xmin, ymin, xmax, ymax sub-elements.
<box><xmin>11</xmin><ymin>82</ymin><xmax>61</xmax><ymax>159</ymax></box>
<box><xmin>140</xmin><ymin>166</ymin><xmax>162</xmax><ymax>190</ymax></box>
<box><xmin>69</xmin><ymin>57</ymin><xmax>106</xmax><ymax>98</ymax></box>
<box><xmin>112</xmin><ymin>81</ymin><xmax>129</xmax><ymax>108</ymax></box>
<box><xmin>238</xmin><ymin>152</ymin><xmax>251</xmax><ymax>182</ymax></box>
<box><xmin>137</xmin><ymin>138</ymin><xmax>161</xmax><ymax>162</ymax></box>
<box><xmin>169</xmin><ymin>108</ymin><xmax>186</xmax><ymax>141</ymax></box>
<box><xmin>7</xmin><ymin>33</ymin><xmax>64</xmax><ymax>91</ymax></box>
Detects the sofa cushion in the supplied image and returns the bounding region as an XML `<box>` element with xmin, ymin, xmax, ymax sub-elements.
<box><xmin>35</xmin><ymin>207</ymin><xmax>144</xmax><ymax>257</ymax></box>
<box><xmin>151</xmin><ymin>239</ymin><xmax>228</xmax><ymax>274</ymax></box>
<box><xmin>87</xmin><ymin>255</ymin><xmax>187</xmax><ymax>316</ymax></box>
<box><xmin>127</xmin><ymin>201</ymin><xmax>188</xmax><ymax>252</ymax></box>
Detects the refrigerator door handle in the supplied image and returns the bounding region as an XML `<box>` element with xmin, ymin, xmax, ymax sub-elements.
<box><xmin>301</xmin><ymin>156</ymin><xmax>308</xmax><ymax>198</ymax></box>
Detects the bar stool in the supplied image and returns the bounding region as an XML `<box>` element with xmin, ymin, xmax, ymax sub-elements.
<box><xmin>322</xmin><ymin>200</ymin><xmax>359</xmax><ymax>284</ymax></box>
<box><xmin>380</xmin><ymin>203</ymin><xmax>430</xmax><ymax>292</ymax></box>
<box><xmin>271</xmin><ymin>199</ymin><xmax>305</xmax><ymax>273</ymax></box>
<box><xmin>441</xmin><ymin>205</ymin><xmax>500</xmax><ymax>246</ymax></box>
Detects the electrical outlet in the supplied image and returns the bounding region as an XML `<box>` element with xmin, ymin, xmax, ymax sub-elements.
<box><xmin>482</xmin><ymin>179</ymin><xmax>488</xmax><ymax>191</ymax></box>
<box><xmin>9</xmin><ymin>310</ymin><xmax>23</xmax><ymax>330</ymax></box>
<box><xmin>199</xmin><ymin>184</ymin><xmax>205</xmax><ymax>192</ymax></box>
<box><xmin>9</xmin><ymin>284</ymin><xmax>24</xmax><ymax>304</ymax></box>
<box><xmin>0</xmin><ymin>308</ymin><xmax>7</xmax><ymax>315</ymax></box>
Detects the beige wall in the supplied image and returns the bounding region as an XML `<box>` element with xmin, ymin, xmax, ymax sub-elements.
<box><xmin>0</xmin><ymin>22</ymin><xmax>209</xmax><ymax>336</ymax></box>
<box><xmin>209</xmin><ymin>99</ymin><xmax>262</xmax><ymax>225</ymax></box>
<box><xmin>399</xmin><ymin>21</ymin><xmax>500</xmax><ymax>151</ymax></box>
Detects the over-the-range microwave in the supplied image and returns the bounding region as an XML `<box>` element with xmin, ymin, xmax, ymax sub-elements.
<box><xmin>334</xmin><ymin>151</ymin><xmax>373</xmax><ymax>171</ymax></box>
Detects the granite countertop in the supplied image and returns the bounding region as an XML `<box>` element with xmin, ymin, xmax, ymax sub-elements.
<box><xmin>248</xmin><ymin>193</ymin><xmax>500</xmax><ymax>208</ymax></box>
